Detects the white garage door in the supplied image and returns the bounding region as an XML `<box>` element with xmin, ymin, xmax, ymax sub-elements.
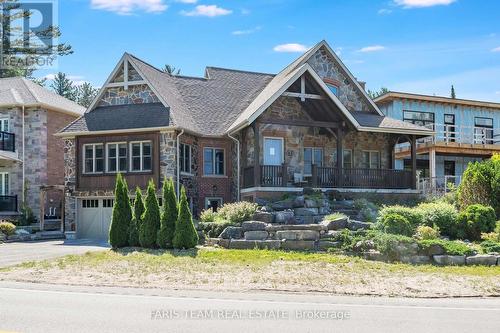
<box><xmin>77</xmin><ymin>198</ymin><xmax>114</xmax><ymax>241</ymax></box>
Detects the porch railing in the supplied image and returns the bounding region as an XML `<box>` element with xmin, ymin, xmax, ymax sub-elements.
<box><xmin>418</xmin><ymin>175</ymin><xmax>461</xmax><ymax>197</ymax></box>
<box><xmin>0</xmin><ymin>131</ymin><xmax>15</xmax><ymax>152</ymax></box>
<box><xmin>0</xmin><ymin>195</ymin><xmax>18</xmax><ymax>212</ymax></box>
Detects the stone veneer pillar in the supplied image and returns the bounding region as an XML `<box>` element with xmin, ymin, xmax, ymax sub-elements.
<box><xmin>63</xmin><ymin>138</ymin><xmax>77</xmax><ymax>232</ymax></box>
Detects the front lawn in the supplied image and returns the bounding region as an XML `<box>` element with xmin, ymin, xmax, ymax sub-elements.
<box><xmin>1</xmin><ymin>247</ymin><xmax>499</xmax><ymax>298</ymax></box>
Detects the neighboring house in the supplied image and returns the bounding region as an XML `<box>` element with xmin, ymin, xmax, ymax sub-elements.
<box><xmin>0</xmin><ymin>77</ymin><xmax>85</xmax><ymax>229</ymax></box>
<box><xmin>375</xmin><ymin>92</ymin><xmax>500</xmax><ymax>193</ymax></box>
<box><xmin>57</xmin><ymin>40</ymin><xmax>432</xmax><ymax>240</ymax></box>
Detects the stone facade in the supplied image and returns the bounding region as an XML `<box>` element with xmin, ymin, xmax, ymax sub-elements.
<box><xmin>98</xmin><ymin>85</ymin><xmax>160</xmax><ymax>107</ymax></box>
<box><xmin>159</xmin><ymin>131</ymin><xmax>177</xmax><ymax>180</ymax></box>
<box><xmin>307</xmin><ymin>46</ymin><xmax>372</xmax><ymax>113</ymax></box>
<box><xmin>63</xmin><ymin>138</ymin><xmax>77</xmax><ymax>231</ymax></box>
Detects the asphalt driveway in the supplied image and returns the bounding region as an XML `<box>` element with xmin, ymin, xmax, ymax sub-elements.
<box><xmin>0</xmin><ymin>239</ymin><xmax>109</xmax><ymax>268</ymax></box>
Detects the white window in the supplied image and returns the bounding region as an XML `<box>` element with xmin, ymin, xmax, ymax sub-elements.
<box><xmin>362</xmin><ymin>151</ymin><xmax>380</xmax><ymax>169</ymax></box>
<box><xmin>83</xmin><ymin>144</ymin><xmax>104</xmax><ymax>174</ymax></box>
<box><xmin>130</xmin><ymin>141</ymin><xmax>152</xmax><ymax>172</ymax></box>
<box><xmin>106</xmin><ymin>142</ymin><xmax>127</xmax><ymax>173</ymax></box>
<box><xmin>0</xmin><ymin>118</ymin><xmax>9</xmax><ymax>132</ymax></box>
<box><xmin>304</xmin><ymin>148</ymin><xmax>323</xmax><ymax>175</ymax></box>
<box><xmin>0</xmin><ymin>172</ymin><xmax>9</xmax><ymax>195</ymax></box>
<box><xmin>204</xmin><ymin>148</ymin><xmax>224</xmax><ymax>176</ymax></box>
<box><xmin>180</xmin><ymin>143</ymin><xmax>192</xmax><ymax>174</ymax></box>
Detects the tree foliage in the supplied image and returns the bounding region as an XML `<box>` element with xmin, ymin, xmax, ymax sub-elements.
<box><xmin>163</xmin><ymin>64</ymin><xmax>181</xmax><ymax>75</ymax></box>
<box><xmin>157</xmin><ymin>178</ymin><xmax>178</xmax><ymax>248</ymax></box>
<box><xmin>139</xmin><ymin>180</ymin><xmax>160</xmax><ymax>248</ymax></box>
<box><xmin>367</xmin><ymin>87</ymin><xmax>389</xmax><ymax>99</ymax></box>
<box><xmin>128</xmin><ymin>187</ymin><xmax>144</xmax><ymax>247</ymax></box>
<box><xmin>109</xmin><ymin>174</ymin><xmax>132</xmax><ymax>248</ymax></box>
<box><xmin>172</xmin><ymin>186</ymin><xmax>198</xmax><ymax>249</ymax></box>
<box><xmin>450</xmin><ymin>85</ymin><xmax>456</xmax><ymax>99</ymax></box>
<box><xmin>76</xmin><ymin>82</ymin><xmax>99</xmax><ymax>108</ymax></box>
<box><xmin>48</xmin><ymin>73</ymin><xmax>98</xmax><ymax>107</ymax></box>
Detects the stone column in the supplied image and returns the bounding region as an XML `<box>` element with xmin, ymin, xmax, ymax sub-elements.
<box><xmin>63</xmin><ymin>138</ymin><xmax>77</xmax><ymax>232</ymax></box>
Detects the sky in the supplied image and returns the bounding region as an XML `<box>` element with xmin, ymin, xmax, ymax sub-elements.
<box><xmin>37</xmin><ymin>0</ymin><xmax>500</xmax><ymax>102</ymax></box>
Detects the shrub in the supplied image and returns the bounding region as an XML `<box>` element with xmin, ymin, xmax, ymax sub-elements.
<box><xmin>139</xmin><ymin>180</ymin><xmax>161</xmax><ymax>248</ymax></box>
<box><xmin>379</xmin><ymin>213</ymin><xmax>413</xmax><ymax>236</ymax></box>
<box><xmin>417</xmin><ymin>239</ymin><xmax>474</xmax><ymax>256</ymax></box>
<box><xmin>216</xmin><ymin>201</ymin><xmax>258</xmax><ymax>224</ymax></box>
<box><xmin>458</xmin><ymin>155</ymin><xmax>500</xmax><ymax>217</ymax></box>
<box><xmin>367</xmin><ymin>231</ymin><xmax>417</xmax><ymax>261</ymax></box>
<box><xmin>128</xmin><ymin>187</ymin><xmax>144</xmax><ymax>247</ymax></box>
<box><xmin>0</xmin><ymin>221</ymin><xmax>16</xmax><ymax>236</ymax></box>
<box><xmin>173</xmin><ymin>186</ymin><xmax>199</xmax><ymax>249</ymax></box>
<box><xmin>456</xmin><ymin>204</ymin><xmax>496</xmax><ymax>241</ymax></box>
<box><xmin>198</xmin><ymin>220</ymin><xmax>234</xmax><ymax>238</ymax></box>
<box><xmin>414</xmin><ymin>225</ymin><xmax>440</xmax><ymax>240</ymax></box>
<box><xmin>109</xmin><ymin>174</ymin><xmax>132</xmax><ymax>248</ymax></box>
<box><xmin>377</xmin><ymin>205</ymin><xmax>423</xmax><ymax>227</ymax></box>
<box><xmin>17</xmin><ymin>203</ymin><xmax>36</xmax><ymax>226</ymax></box>
<box><xmin>353</xmin><ymin>198</ymin><xmax>377</xmax><ymax>222</ymax></box>
<box><xmin>157</xmin><ymin>178</ymin><xmax>178</xmax><ymax>249</ymax></box>
<box><xmin>200</xmin><ymin>208</ymin><xmax>217</xmax><ymax>222</ymax></box>
<box><xmin>417</xmin><ymin>202</ymin><xmax>458</xmax><ymax>238</ymax></box>
<box><xmin>480</xmin><ymin>240</ymin><xmax>500</xmax><ymax>254</ymax></box>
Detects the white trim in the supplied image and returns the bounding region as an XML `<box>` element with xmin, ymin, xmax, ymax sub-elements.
<box><xmin>203</xmin><ymin>147</ymin><xmax>226</xmax><ymax>176</ymax></box>
<box><xmin>0</xmin><ymin>117</ymin><xmax>10</xmax><ymax>132</ymax></box>
<box><xmin>106</xmin><ymin>80</ymin><xmax>147</xmax><ymax>88</ymax></box>
<box><xmin>129</xmin><ymin>140</ymin><xmax>153</xmax><ymax>172</ymax></box>
<box><xmin>263</xmin><ymin>136</ymin><xmax>284</xmax><ymax>166</ymax></box>
<box><xmin>82</xmin><ymin>143</ymin><xmax>104</xmax><ymax>174</ymax></box>
<box><xmin>0</xmin><ymin>172</ymin><xmax>9</xmax><ymax>195</ymax></box>
<box><xmin>105</xmin><ymin>142</ymin><xmax>128</xmax><ymax>173</ymax></box>
<box><xmin>56</xmin><ymin>126</ymin><xmax>175</xmax><ymax>138</ymax></box>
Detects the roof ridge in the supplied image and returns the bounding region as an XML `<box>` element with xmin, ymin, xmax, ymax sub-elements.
<box><xmin>205</xmin><ymin>66</ymin><xmax>275</xmax><ymax>77</ymax></box>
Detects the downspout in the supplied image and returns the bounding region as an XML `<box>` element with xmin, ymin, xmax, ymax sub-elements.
<box><xmin>176</xmin><ymin>129</ymin><xmax>185</xmax><ymax>198</ymax></box>
<box><xmin>228</xmin><ymin>133</ymin><xmax>240</xmax><ymax>201</ymax></box>
<box><xmin>22</xmin><ymin>105</ymin><xmax>25</xmax><ymax>204</ymax></box>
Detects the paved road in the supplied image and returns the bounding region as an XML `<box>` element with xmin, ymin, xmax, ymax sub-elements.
<box><xmin>0</xmin><ymin>282</ymin><xmax>499</xmax><ymax>333</ymax></box>
<box><xmin>0</xmin><ymin>239</ymin><xmax>109</xmax><ymax>267</ymax></box>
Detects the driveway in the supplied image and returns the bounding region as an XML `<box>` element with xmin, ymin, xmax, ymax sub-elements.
<box><xmin>0</xmin><ymin>239</ymin><xmax>109</xmax><ymax>268</ymax></box>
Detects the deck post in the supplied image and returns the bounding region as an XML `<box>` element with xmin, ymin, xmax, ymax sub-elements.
<box><xmin>411</xmin><ymin>135</ymin><xmax>417</xmax><ymax>189</ymax></box>
<box><xmin>336</xmin><ymin>128</ymin><xmax>344</xmax><ymax>187</ymax></box>
<box><xmin>252</xmin><ymin>122</ymin><xmax>261</xmax><ymax>187</ymax></box>
<box><xmin>282</xmin><ymin>163</ymin><xmax>288</xmax><ymax>186</ymax></box>
<box><xmin>311</xmin><ymin>164</ymin><xmax>318</xmax><ymax>187</ymax></box>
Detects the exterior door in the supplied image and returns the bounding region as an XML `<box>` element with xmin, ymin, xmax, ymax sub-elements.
<box><xmin>263</xmin><ymin>138</ymin><xmax>283</xmax><ymax>166</ymax></box>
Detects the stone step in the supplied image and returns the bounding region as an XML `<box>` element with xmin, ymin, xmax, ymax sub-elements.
<box><xmin>34</xmin><ymin>231</ymin><xmax>65</xmax><ymax>240</ymax></box>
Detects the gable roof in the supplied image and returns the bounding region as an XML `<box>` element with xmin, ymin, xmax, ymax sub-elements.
<box><xmin>0</xmin><ymin>77</ymin><xmax>85</xmax><ymax>116</ymax></box>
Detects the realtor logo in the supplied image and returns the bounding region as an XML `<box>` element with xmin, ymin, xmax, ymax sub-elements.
<box><xmin>0</xmin><ymin>0</ymin><xmax>58</xmax><ymax>70</ymax></box>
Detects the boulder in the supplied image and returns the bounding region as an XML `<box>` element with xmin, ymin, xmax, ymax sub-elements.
<box><xmin>419</xmin><ymin>243</ymin><xmax>445</xmax><ymax>256</ymax></box>
<box><xmin>253</xmin><ymin>211</ymin><xmax>275</xmax><ymax>223</ymax></box>
<box><xmin>304</xmin><ymin>199</ymin><xmax>320</xmax><ymax>208</ymax></box>
<box><xmin>266</xmin><ymin>224</ymin><xmax>327</xmax><ymax>232</ymax></box>
<box><xmin>394</xmin><ymin>242</ymin><xmax>419</xmax><ymax>257</ymax></box>
<box><xmin>433</xmin><ymin>255</ymin><xmax>466</xmax><ymax>266</ymax></box>
<box><xmin>353</xmin><ymin>240</ymin><xmax>375</xmax><ymax>252</ymax></box>
<box><xmin>400</xmin><ymin>255</ymin><xmax>431</xmax><ymax>265</ymax></box>
<box><xmin>204</xmin><ymin>238</ymin><xmax>220</xmax><ymax>246</ymax></box>
<box><xmin>318</xmin><ymin>240</ymin><xmax>341</xmax><ymax>251</ymax></box>
<box><xmin>281</xmin><ymin>240</ymin><xmax>316</xmax><ymax>251</ymax></box>
<box><xmin>320</xmin><ymin>217</ymin><xmax>348</xmax><ymax>230</ymax></box>
<box><xmin>321</xmin><ymin>230</ymin><xmax>342</xmax><ymax>239</ymax></box>
<box><xmin>466</xmin><ymin>254</ymin><xmax>497</xmax><ymax>266</ymax></box>
<box><xmin>271</xmin><ymin>199</ymin><xmax>294</xmax><ymax>211</ymax></box>
<box><xmin>275</xmin><ymin>230</ymin><xmax>319</xmax><ymax>241</ymax></box>
<box><xmin>362</xmin><ymin>250</ymin><xmax>386</xmax><ymax>262</ymax></box>
<box><xmin>260</xmin><ymin>205</ymin><xmax>274</xmax><ymax>213</ymax></box>
<box><xmin>244</xmin><ymin>230</ymin><xmax>269</xmax><ymax>241</ymax></box>
<box><xmin>0</xmin><ymin>233</ymin><xmax>6</xmax><ymax>242</ymax></box>
<box><xmin>294</xmin><ymin>207</ymin><xmax>318</xmax><ymax>216</ymax></box>
<box><xmin>292</xmin><ymin>195</ymin><xmax>305</xmax><ymax>208</ymax></box>
<box><xmin>218</xmin><ymin>238</ymin><xmax>230</xmax><ymax>248</ymax></box>
<box><xmin>219</xmin><ymin>226</ymin><xmax>243</xmax><ymax>239</ymax></box>
<box><xmin>318</xmin><ymin>207</ymin><xmax>331</xmax><ymax>215</ymax></box>
<box><xmin>347</xmin><ymin>220</ymin><xmax>372</xmax><ymax>231</ymax></box>
<box><xmin>255</xmin><ymin>198</ymin><xmax>269</xmax><ymax>207</ymax></box>
<box><xmin>241</xmin><ymin>221</ymin><xmax>268</xmax><ymax>232</ymax></box>
<box><xmin>228</xmin><ymin>239</ymin><xmax>281</xmax><ymax>250</ymax></box>
<box><xmin>275</xmin><ymin>210</ymin><xmax>295</xmax><ymax>224</ymax></box>
<box><xmin>295</xmin><ymin>216</ymin><xmax>315</xmax><ymax>224</ymax></box>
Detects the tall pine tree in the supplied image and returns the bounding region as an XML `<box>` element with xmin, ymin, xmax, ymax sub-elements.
<box><xmin>139</xmin><ymin>180</ymin><xmax>161</xmax><ymax>248</ymax></box>
<box><xmin>451</xmin><ymin>85</ymin><xmax>456</xmax><ymax>99</ymax></box>
<box><xmin>172</xmin><ymin>186</ymin><xmax>198</xmax><ymax>249</ymax></box>
<box><xmin>109</xmin><ymin>174</ymin><xmax>132</xmax><ymax>248</ymax></box>
<box><xmin>128</xmin><ymin>187</ymin><xmax>144</xmax><ymax>247</ymax></box>
<box><xmin>157</xmin><ymin>178</ymin><xmax>178</xmax><ymax>248</ymax></box>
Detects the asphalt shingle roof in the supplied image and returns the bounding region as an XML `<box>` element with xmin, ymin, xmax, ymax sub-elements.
<box><xmin>351</xmin><ymin>112</ymin><xmax>433</xmax><ymax>132</ymax></box>
<box><xmin>0</xmin><ymin>77</ymin><xmax>85</xmax><ymax>115</ymax></box>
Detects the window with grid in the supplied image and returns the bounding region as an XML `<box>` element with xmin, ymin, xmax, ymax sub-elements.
<box><xmin>107</xmin><ymin>143</ymin><xmax>127</xmax><ymax>173</ymax></box>
<box><xmin>304</xmin><ymin>148</ymin><xmax>323</xmax><ymax>175</ymax></box>
<box><xmin>83</xmin><ymin>144</ymin><xmax>104</xmax><ymax>174</ymax></box>
<box><xmin>204</xmin><ymin>148</ymin><xmax>224</xmax><ymax>176</ymax></box>
<box><xmin>180</xmin><ymin>143</ymin><xmax>192</xmax><ymax>174</ymax></box>
<box><xmin>361</xmin><ymin>151</ymin><xmax>380</xmax><ymax>169</ymax></box>
<box><xmin>130</xmin><ymin>141</ymin><xmax>152</xmax><ymax>172</ymax></box>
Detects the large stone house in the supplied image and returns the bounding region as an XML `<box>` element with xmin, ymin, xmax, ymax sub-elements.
<box><xmin>0</xmin><ymin>77</ymin><xmax>85</xmax><ymax>229</ymax></box>
<box><xmin>57</xmin><ymin>40</ymin><xmax>432</xmax><ymax>240</ymax></box>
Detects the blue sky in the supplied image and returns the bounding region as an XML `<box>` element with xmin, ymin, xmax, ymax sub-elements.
<box><xmin>40</xmin><ymin>0</ymin><xmax>500</xmax><ymax>102</ymax></box>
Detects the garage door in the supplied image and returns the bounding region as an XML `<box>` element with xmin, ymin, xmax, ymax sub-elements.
<box><xmin>77</xmin><ymin>198</ymin><xmax>114</xmax><ymax>241</ymax></box>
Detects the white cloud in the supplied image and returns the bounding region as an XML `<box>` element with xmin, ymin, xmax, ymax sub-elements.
<box><xmin>378</xmin><ymin>8</ymin><xmax>393</xmax><ymax>15</ymax></box>
<box><xmin>491</xmin><ymin>46</ymin><xmax>500</xmax><ymax>52</ymax></box>
<box><xmin>273</xmin><ymin>43</ymin><xmax>309</xmax><ymax>53</ymax></box>
<box><xmin>358</xmin><ymin>45</ymin><xmax>386</xmax><ymax>53</ymax></box>
<box><xmin>176</xmin><ymin>0</ymin><xmax>197</xmax><ymax>3</ymax></box>
<box><xmin>394</xmin><ymin>0</ymin><xmax>456</xmax><ymax>8</ymax></box>
<box><xmin>91</xmin><ymin>0</ymin><xmax>167</xmax><ymax>15</ymax></box>
<box><xmin>232</xmin><ymin>26</ymin><xmax>261</xmax><ymax>36</ymax></box>
<box><xmin>181</xmin><ymin>5</ymin><xmax>232</xmax><ymax>17</ymax></box>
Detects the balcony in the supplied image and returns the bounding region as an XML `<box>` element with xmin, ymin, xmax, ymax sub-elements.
<box><xmin>243</xmin><ymin>165</ymin><xmax>414</xmax><ymax>190</ymax></box>
<box><xmin>0</xmin><ymin>131</ymin><xmax>15</xmax><ymax>152</ymax></box>
<box><xmin>0</xmin><ymin>195</ymin><xmax>18</xmax><ymax>212</ymax></box>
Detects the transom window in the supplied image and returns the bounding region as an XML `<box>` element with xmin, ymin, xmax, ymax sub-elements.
<box><xmin>474</xmin><ymin>117</ymin><xmax>493</xmax><ymax>128</ymax></box>
<box><xmin>204</xmin><ymin>148</ymin><xmax>224</xmax><ymax>176</ymax></box>
<box><xmin>304</xmin><ymin>148</ymin><xmax>323</xmax><ymax>175</ymax></box>
<box><xmin>361</xmin><ymin>151</ymin><xmax>380</xmax><ymax>169</ymax></box>
<box><xmin>82</xmin><ymin>199</ymin><xmax>99</xmax><ymax>208</ymax></box>
<box><xmin>0</xmin><ymin>118</ymin><xmax>9</xmax><ymax>132</ymax></box>
<box><xmin>403</xmin><ymin>110</ymin><xmax>435</xmax><ymax>128</ymax></box>
<box><xmin>130</xmin><ymin>141</ymin><xmax>152</xmax><ymax>172</ymax></box>
<box><xmin>103</xmin><ymin>199</ymin><xmax>114</xmax><ymax>208</ymax></box>
<box><xmin>83</xmin><ymin>144</ymin><xmax>104</xmax><ymax>174</ymax></box>
<box><xmin>0</xmin><ymin>172</ymin><xmax>9</xmax><ymax>195</ymax></box>
<box><xmin>180</xmin><ymin>143</ymin><xmax>192</xmax><ymax>174</ymax></box>
<box><xmin>106</xmin><ymin>143</ymin><xmax>127</xmax><ymax>173</ymax></box>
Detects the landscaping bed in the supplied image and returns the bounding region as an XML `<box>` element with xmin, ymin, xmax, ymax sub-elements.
<box><xmin>1</xmin><ymin>247</ymin><xmax>499</xmax><ymax>298</ymax></box>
